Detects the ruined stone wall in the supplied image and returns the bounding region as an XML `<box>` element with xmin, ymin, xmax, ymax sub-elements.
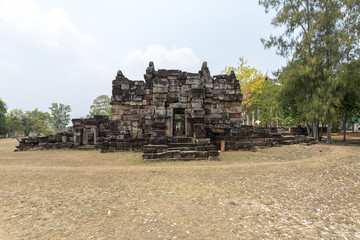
<box><xmin>15</xmin><ymin>124</ymin><xmax>315</xmax><ymax>152</ymax></box>
<box><xmin>202</xmin><ymin>73</ymin><xmax>251</xmax><ymax>151</ymax></box>
<box><xmin>16</xmin><ymin>132</ymin><xmax>74</xmax><ymax>151</ymax></box>
<box><xmin>15</xmin><ymin>62</ymin><xmax>317</xmax><ymax>158</ymax></box>
<box><xmin>110</xmin><ymin>69</ymin><xmax>152</xmax><ymax>151</ymax></box>
<box><xmin>110</xmin><ymin>62</ymin><xmax>245</xmax><ymax>148</ymax></box>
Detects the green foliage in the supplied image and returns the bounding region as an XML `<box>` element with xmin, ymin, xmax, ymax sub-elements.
<box><xmin>3</xmin><ymin>102</ymin><xmax>71</xmax><ymax>136</ymax></box>
<box><xmin>224</xmin><ymin>58</ymin><xmax>282</xmax><ymax>127</ymax></box>
<box><xmin>276</xmin><ymin>86</ymin><xmax>303</xmax><ymax>126</ymax></box>
<box><xmin>49</xmin><ymin>103</ymin><xmax>72</xmax><ymax>133</ymax></box>
<box><xmin>6</xmin><ymin>108</ymin><xmax>53</xmax><ymax>137</ymax></box>
<box><xmin>88</xmin><ymin>95</ymin><xmax>112</xmax><ymax>119</ymax></box>
<box><xmin>0</xmin><ymin>98</ymin><xmax>7</xmax><ymax>136</ymax></box>
<box><xmin>23</xmin><ymin>109</ymin><xmax>53</xmax><ymax>136</ymax></box>
<box><xmin>259</xmin><ymin>0</ymin><xmax>360</xmax><ymax>141</ymax></box>
<box><xmin>5</xmin><ymin>109</ymin><xmax>24</xmax><ymax>137</ymax></box>
<box><xmin>223</xmin><ymin>57</ymin><xmax>266</xmax><ymax>110</ymax></box>
<box><xmin>336</xmin><ymin>59</ymin><xmax>360</xmax><ymax>131</ymax></box>
<box><xmin>278</xmin><ymin>60</ymin><xmax>322</xmax><ymax>121</ymax></box>
<box><xmin>255</xmin><ymin>77</ymin><xmax>281</xmax><ymax>126</ymax></box>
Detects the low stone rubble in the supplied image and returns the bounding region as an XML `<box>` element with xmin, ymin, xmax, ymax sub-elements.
<box><xmin>16</xmin><ymin>132</ymin><xmax>74</xmax><ymax>151</ymax></box>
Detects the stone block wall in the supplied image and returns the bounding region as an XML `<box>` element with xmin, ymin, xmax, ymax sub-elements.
<box><xmin>15</xmin><ymin>62</ymin><xmax>317</xmax><ymax>159</ymax></box>
<box><xmin>16</xmin><ymin>132</ymin><xmax>74</xmax><ymax>151</ymax></box>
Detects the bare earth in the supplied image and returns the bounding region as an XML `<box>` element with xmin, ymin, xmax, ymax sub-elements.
<box><xmin>0</xmin><ymin>138</ymin><xmax>359</xmax><ymax>240</ymax></box>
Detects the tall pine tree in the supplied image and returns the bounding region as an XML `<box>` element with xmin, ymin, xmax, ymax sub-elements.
<box><xmin>259</xmin><ymin>0</ymin><xmax>360</xmax><ymax>142</ymax></box>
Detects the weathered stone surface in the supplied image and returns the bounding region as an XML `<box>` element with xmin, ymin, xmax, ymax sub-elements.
<box><xmin>15</xmin><ymin>61</ymin><xmax>317</xmax><ymax>159</ymax></box>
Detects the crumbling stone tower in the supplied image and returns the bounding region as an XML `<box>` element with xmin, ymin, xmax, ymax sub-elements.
<box><xmin>111</xmin><ymin>61</ymin><xmax>245</xmax><ymax>160</ymax></box>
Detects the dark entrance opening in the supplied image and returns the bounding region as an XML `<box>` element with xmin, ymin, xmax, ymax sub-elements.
<box><xmin>173</xmin><ymin>108</ymin><xmax>185</xmax><ymax>136</ymax></box>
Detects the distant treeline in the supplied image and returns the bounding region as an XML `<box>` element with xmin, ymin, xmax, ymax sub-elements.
<box><xmin>0</xmin><ymin>95</ymin><xmax>111</xmax><ymax>138</ymax></box>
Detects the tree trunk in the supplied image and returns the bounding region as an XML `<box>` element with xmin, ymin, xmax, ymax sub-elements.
<box><xmin>313</xmin><ymin>120</ymin><xmax>319</xmax><ymax>142</ymax></box>
<box><xmin>343</xmin><ymin>110</ymin><xmax>347</xmax><ymax>141</ymax></box>
<box><xmin>326</xmin><ymin>114</ymin><xmax>332</xmax><ymax>144</ymax></box>
<box><xmin>252</xmin><ymin>111</ymin><xmax>255</xmax><ymax>126</ymax></box>
<box><xmin>352</xmin><ymin>122</ymin><xmax>355</xmax><ymax>133</ymax></box>
<box><xmin>306</xmin><ymin>119</ymin><xmax>312</xmax><ymax>136</ymax></box>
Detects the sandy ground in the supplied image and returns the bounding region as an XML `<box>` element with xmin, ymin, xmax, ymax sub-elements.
<box><xmin>0</xmin><ymin>138</ymin><xmax>359</xmax><ymax>239</ymax></box>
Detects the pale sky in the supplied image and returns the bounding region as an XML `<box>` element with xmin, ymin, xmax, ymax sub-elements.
<box><xmin>0</xmin><ymin>0</ymin><xmax>287</xmax><ymax>118</ymax></box>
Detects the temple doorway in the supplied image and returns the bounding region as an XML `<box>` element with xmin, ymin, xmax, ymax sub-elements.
<box><xmin>173</xmin><ymin>108</ymin><xmax>185</xmax><ymax>136</ymax></box>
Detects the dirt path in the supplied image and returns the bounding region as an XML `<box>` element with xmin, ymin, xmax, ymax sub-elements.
<box><xmin>0</xmin><ymin>139</ymin><xmax>359</xmax><ymax>239</ymax></box>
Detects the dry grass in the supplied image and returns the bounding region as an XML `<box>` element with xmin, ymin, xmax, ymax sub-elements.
<box><xmin>0</xmin><ymin>138</ymin><xmax>359</xmax><ymax>239</ymax></box>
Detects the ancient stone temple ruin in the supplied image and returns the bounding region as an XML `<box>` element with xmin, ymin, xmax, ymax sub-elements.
<box><xmin>16</xmin><ymin>62</ymin><xmax>316</xmax><ymax>160</ymax></box>
<box><xmin>112</xmin><ymin>61</ymin><xmax>246</xmax><ymax>160</ymax></box>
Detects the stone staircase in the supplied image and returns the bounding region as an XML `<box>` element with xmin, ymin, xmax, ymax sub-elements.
<box><xmin>280</xmin><ymin>132</ymin><xmax>317</xmax><ymax>145</ymax></box>
<box><xmin>142</xmin><ymin>136</ymin><xmax>219</xmax><ymax>161</ymax></box>
<box><xmin>77</xmin><ymin>145</ymin><xmax>97</xmax><ymax>150</ymax></box>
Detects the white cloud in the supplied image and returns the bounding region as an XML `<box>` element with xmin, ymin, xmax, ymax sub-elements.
<box><xmin>0</xmin><ymin>0</ymin><xmax>98</xmax><ymax>53</ymax></box>
<box><xmin>67</xmin><ymin>57</ymin><xmax>112</xmax><ymax>85</ymax></box>
<box><xmin>121</xmin><ymin>44</ymin><xmax>202</xmax><ymax>79</ymax></box>
<box><xmin>0</xmin><ymin>46</ymin><xmax>23</xmax><ymax>73</ymax></box>
<box><xmin>0</xmin><ymin>0</ymin><xmax>109</xmax><ymax>81</ymax></box>
<box><xmin>0</xmin><ymin>0</ymin><xmax>111</xmax><ymax>118</ymax></box>
<box><xmin>0</xmin><ymin>58</ymin><xmax>23</xmax><ymax>73</ymax></box>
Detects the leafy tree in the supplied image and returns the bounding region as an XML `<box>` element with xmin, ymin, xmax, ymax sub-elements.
<box><xmin>0</xmin><ymin>98</ymin><xmax>7</xmax><ymax>137</ymax></box>
<box><xmin>276</xmin><ymin>81</ymin><xmax>304</xmax><ymax>127</ymax></box>
<box><xmin>277</xmin><ymin>59</ymin><xmax>323</xmax><ymax>133</ymax></box>
<box><xmin>22</xmin><ymin>109</ymin><xmax>52</xmax><ymax>136</ymax></box>
<box><xmin>336</xmin><ymin>59</ymin><xmax>360</xmax><ymax>140</ymax></box>
<box><xmin>224</xmin><ymin>58</ymin><xmax>284</xmax><ymax>128</ymax></box>
<box><xmin>49</xmin><ymin>103</ymin><xmax>72</xmax><ymax>133</ymax></box>
<box><xmin>256</xmin><ymin>77</ymin><xmax>281</xmax><ymax>127</ymax></box>
<box><xmin>5</xmin><ymin>109</ymin><xmax>24</xmax><ymax>138</ymax></box>
<box><xmin>224</xmin><ymin>57</ymin><xmax>266</xmax><ymax>111</ymax></box>
<box><xmin>259</xmin><ymin>0</ymin><xmax>360</xmax><ymax>142</ymax></box>
<box><xmin>30</xmin><ymin>109</ymin><xmax>53</xmax><ymax>135</ymax></box>
<box><xmin>224</xmin><ymin>57</ymin><xmax>272</xmax><ymax>125</ymax></box>
<box><xmin>88</xmin><ymin>95</ymin><xmax>112</xmax><ymax>118</ymax></box>
<box><xmin>5</xmin><ymin>109</ymin><xmax>53</xmax><ymax>137</ymax></box>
